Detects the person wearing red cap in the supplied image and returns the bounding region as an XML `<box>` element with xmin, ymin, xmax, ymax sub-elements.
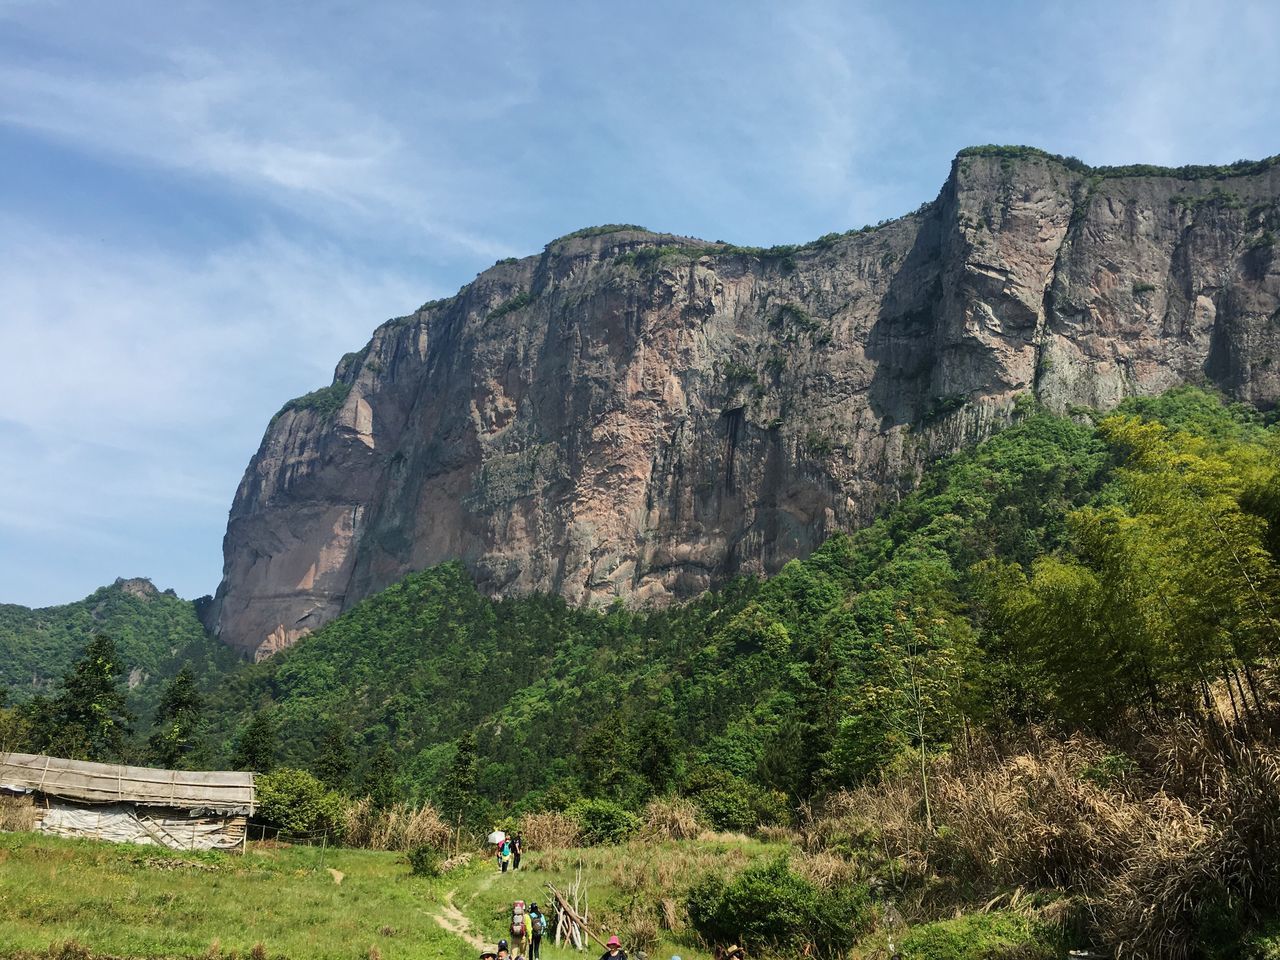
<box><xmin>598</xmin><ymin>935</ymin><xmax>626</xmax><ymax>960</ymax></box>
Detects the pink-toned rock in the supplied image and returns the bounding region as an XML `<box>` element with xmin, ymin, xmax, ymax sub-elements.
<box><xmin>206</xmin><ymin>153</ymin><xmax>1280</xmax><ymax>658</ymax></box>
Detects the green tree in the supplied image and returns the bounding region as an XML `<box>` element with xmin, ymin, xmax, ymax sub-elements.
<box><xmin>827</xmin><ymin>605</ymin><xmax>965</xmax><ymax>829</ymax></box>
<box><xmin>439</xmin><ymin>732</ymin><xmax>477</xmax><ymax>828</ymax></box>
<box><xmin>0</xmin><ymin>686</ymin><xmax>31</xmax><ymax>753</ymax></box>
<box><xmin>41</xmin><ymin>634</ymin><xmax>134</xmax><ymax>762</ymax></box>
<box><xmin>147</xmin><ymin>666</ymin><xmax>204</xmax><ymax>768</ymax></box>
<box><xmin>363</xmin><ymin>745</ymin><xmax>400</xmax><ymax>810</ymax></box>
<box><xmin>232</xmin><ymin>709</ymin><xmax>277</xmax><ymax>773</ymax></box>
<box><xmin>313</xmin><ymin>717</ymin><xmax>354</xmax><ymax>791</ymax></box>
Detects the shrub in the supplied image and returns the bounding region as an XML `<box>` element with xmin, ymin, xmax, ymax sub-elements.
<box><xmin>684</xmin><ymin>768</ymin><xmax>792</xmax><ymax>832</ymax></box>
<box><xmin>803</xmin><ymin>430</ymin><xmax>834</xmax><ymax>457</ymax></box>
<box><xmin>518</xmin><ymin>810</ymin><xmax>582</xmax><ymax>850</ymax></box>
<box><xmin>276</xmin><ymin>382</ymin><xmax>351</xmax><ymax>421</ymax></box>
<box><xmin>254</xmin><ymin>768</ymin><xmax>346</xmax><ymax>839</ymax></box>
<box><xmin>565</xmin><ymin>798</ymin><xmax>640</xmax><ymax>845</ymax></box>
<box><xmin>487</xmin><ymin>291</ymin><xmax>533</xmax><ymax>321</ymax></box>
<box><xmin>686</xmin><ymin>856</ymin><xmax>869</xmax><ymax>958</ymax></box>
<box><xmin>407</xmin><ymin>845</ymin><xmax>442</xmax><ymax>877</ymax></box>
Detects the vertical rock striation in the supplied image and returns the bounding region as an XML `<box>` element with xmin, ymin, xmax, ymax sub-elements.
<box><xmin>208</xmin><ymin>149</ymin><xmax>1280</xmax><ymax>657</ymax></box>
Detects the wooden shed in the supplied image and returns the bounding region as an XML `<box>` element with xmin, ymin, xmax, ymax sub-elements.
<box><xmin>0</xmin><ymin>751</ymin><xmax>255</xmax><ymax>851</ymax></box>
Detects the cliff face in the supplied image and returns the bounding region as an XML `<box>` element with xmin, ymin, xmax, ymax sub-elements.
<box><xmin>208</xmin><ymin>151</ymin><xmax>1280</xmax><ymax>657</ymax></box>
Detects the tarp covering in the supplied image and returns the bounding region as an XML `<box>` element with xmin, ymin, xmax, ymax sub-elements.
<box><xmin>37</xmin><ymin>801</ymin><xmax>246</xmax><ymax>850</ymax></box>
<box><xmin>0</xmin><ymin>752</ymin><xmax>254</xmax><ymax>814</ymax></box>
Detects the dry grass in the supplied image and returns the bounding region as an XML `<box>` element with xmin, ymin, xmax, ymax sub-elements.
<box><xmin>790</xmin><ymin>848</ymin><xmax>858</xmax><ymax>890</ymax></box>
<box><xmin>657</xmin><ymin>897</ymin><xmax>682</xmax><ymax>931</ymax></box>
<box><xmin>639</xmin><ymin>796</ymin><xmax>703</xmax><ymax>841</ymax></box>
<box><xmin>815</xmin><ymin>721</ymin><xmax>1280</xmax><ymax>959</ymax></box>
<box><xmin>755</xmin><ymin>824</ymin><xmax>801</xmax><ymax>846</ymax></box>
<box><xmin>0</xmin><ymin>795</ymin><xmax>38</xmax><ymax>833</ymax></box>
<box><xmin>518</xmin><ymin>810</ymin><xmax>581</xmax><ymax>851</ymax></box>
<box><xmin>620</xmin><ymin>910</ymin><xmax>660</xmax><ymax>957</ymax></box>
<box><xmin>341</xmin><ymin>797</ymin><xmax>452</xmax><ymax>851</ymax></box>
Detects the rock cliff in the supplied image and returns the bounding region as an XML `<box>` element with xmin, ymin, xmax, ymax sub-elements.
<box><xmin>208</xmin><ymin>148</ymin><xmax>1280</xmax><ymax>657</ymax></box>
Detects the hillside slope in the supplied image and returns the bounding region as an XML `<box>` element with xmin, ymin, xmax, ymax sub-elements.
<box><xmin>209</xmin><ymin>148</ymin><xmax>1280</xmax><ymax>656</ymax></box>
<box><xmin>0</xmin><ymin>578</ymin><xmax>233</xmax><ymax>714</ymax></box>
<box><xmin>208</xmin><ymin>391</ymin><xmax>1272</xmax><ymax>814</ymax></box>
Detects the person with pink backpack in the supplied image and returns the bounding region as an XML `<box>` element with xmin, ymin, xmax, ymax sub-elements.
<box><xmin>510</xmin><ymin>900</ymin><xmax>533</xmax><ymax>956</ymax></box>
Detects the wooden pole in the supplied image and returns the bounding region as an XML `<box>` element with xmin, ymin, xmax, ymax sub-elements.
<box><xmin>547</xmin><ymin>882</ymin><xmax>610</xmax><ymax>951</ymax></box>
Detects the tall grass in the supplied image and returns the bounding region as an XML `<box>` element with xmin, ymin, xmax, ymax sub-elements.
<box><xmin>814</xmin><ymin>719</ymin><xmax>1280</xmax><ymax>959</ymax></box>
<box><xmin>517</xmin><ymin>810</ymin><xmax>581</xmax><ymax>851</ymax></box>
<box><xmin>342</xmin><ymin>798</ymin><xmax>452</xmax><ymax>851</ymax></box>
<box><xmin>639</xmin><ymin>797</ymin><xmax>703</xmax><ymax>841</ymax></box>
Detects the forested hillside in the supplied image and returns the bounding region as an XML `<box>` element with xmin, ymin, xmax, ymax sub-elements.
<box><xmin>189</xmin><ymin>388</ymin><xmax>1278</xmax><ymax>828</ymax></box>
<box><xmin>0</xmin><ymin>579</ymin><xmax>234</xmax><ymax>717</ymax></box>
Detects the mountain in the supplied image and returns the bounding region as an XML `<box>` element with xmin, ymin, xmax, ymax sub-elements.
<box><xmin>0</xmin><ymin>578</ymin><xmax>233</xmax><ymax>711</ymax></box>
<box><xmin>208</xmin><ymin>146</ymin><xmax>1280</xmax><ymax>657</ymax></box>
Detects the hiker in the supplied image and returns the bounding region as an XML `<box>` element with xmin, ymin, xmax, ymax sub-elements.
<box><xmin>599</xmin><ymin>935</ymin><xmax>627</xmax><ymax>960</ymax></box>
<box><xmin>512</xmin><ymin>832</ymin><xmax>524</xmax><ymax>870</ymax></box>
<box><xmin>528</xmin><ymin>902</ymin><xmax>547</xmax><ymax>960</ymax></box>
<box><xmin>480</xmin><ymin>952</ymin><xmax>497</xmax><ymax>960</ymax></box>
<box><xmin>497</xmin><ymin>940</ymin><xmax>510</xmax><ymax>960</ymax></box>
<box><xmin>510</xmin><ymin>899</ymin><xmax>532</xmax><ymax>955</ymax></box>
<box><xmin>724</xmin><ymin>946</ymin><xmax>745</xmax><ymax>960</ymax></box>
<box><xmin>499</xmin><ymin>836</ymin><xmax>513</xmax><ymax>872</ymax></box>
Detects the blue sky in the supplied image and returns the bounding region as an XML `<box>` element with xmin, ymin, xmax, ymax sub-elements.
<box><xmin>2</xmin><ymin>0</ymin><xmax>1278</xmax><ymax>607</ymax></box>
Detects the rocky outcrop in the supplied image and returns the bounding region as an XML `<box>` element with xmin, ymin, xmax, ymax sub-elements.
<box><xmin>207</xmin><ymin>149</ymin><xmax>1280</xmax><ymax>658</ymax></box>
<box><xmin>113</xmin><ymin>577</ymin><xmax>159</xmax><ymax>601</ymax></box>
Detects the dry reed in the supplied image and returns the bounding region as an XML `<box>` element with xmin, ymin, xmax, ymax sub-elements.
<box><xmin>0</xmin><ymin>794</ymin><xmax>37</xmax><ymax>833</ymax></box>
<box><xmin>342</xmin><ymin>797</ymin><xmax>452</xmax><ymax>851</ymax></box>
<box><xmin>518</xmin><ymin>810</ymin><xmax>582</xmax><ymax>851</ymax></box>
<box><xmin>639</xmin><ymin>796</ymin><xmax>703</xmax><ymax>841</ymax></box>
<box><xmin>810</xmin><ymin>720</ymin><xmax>1280</xmax><ymax>960</ymax></box>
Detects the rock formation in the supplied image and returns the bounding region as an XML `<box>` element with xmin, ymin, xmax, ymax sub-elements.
<box><xmin>207</xmin><ymin>148</ymin><xmax>1280</xmax><ymax>657</ymax></box>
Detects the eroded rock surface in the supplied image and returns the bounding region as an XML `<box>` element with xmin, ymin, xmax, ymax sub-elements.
<box><xmin>207</xmin><ymin>152</ymin><xmax>1280</xmax><ymax>657</ymax></box>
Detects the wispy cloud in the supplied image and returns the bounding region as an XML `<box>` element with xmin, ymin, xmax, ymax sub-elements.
<box><xmin>0</xmin><ymin>218</ymin><xmax>425</xmax><ymax>601</ymax></box>
<box><xmin>0</xmin><ymin>29</ymin><xmax>521</xmax><ymax>259</ymax></box>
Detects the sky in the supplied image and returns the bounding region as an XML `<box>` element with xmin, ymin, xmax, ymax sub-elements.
<box><xmin>2</xmin><ymin>0</ymin><xmax>1279</xmax><ymax>607</ymax></box>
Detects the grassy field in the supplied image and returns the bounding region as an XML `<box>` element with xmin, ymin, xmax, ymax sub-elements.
<box><xmin>449</xmin><ymin>836</ymin><xmax>792</xmax><ymax>960</ymax></box>
<box><xmin>0</xmin><ymin>831</ymin><xmax>1065</xmax><ymax>960</ymax></box>
<box><xmin>0</xmin><ymin>833</ymin><xmax>472</xmax><ymax>959</ymax></box>
<box><xmin>0</xmin><ymin>832</ymin><xmax>744</xmax><ymax>960</ymax></box>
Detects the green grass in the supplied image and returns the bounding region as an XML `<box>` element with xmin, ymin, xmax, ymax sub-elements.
<box><xmin>894</xmin><ymin>911</ymin><xmax>1060</xmax><ymax>960</ymax></box>
<box><xmin>447</xmin><ymin>837</ymin><xmax>789</xmax><ymax>960</ymax></box>
<box><xmin>0</xmin><ymin>833</ymin><xmax>471</xmax><ymax>959</ymax></box>
<box><xmin>0</xmin><ymin>832</ymin><xmax>787</xmax><ymax>960</ymax></box>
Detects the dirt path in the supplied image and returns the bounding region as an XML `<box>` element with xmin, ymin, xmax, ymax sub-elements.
<box><xmin>432</xmin><ymin>888</ymin><xmax>488</xmax><ymax>950</ymax></box>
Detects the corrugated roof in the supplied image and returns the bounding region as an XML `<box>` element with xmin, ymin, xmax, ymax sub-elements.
<box><xmin>0</xmin><ymin>752</ymin><xmax>255</xmax><ymax>813</ymax></box>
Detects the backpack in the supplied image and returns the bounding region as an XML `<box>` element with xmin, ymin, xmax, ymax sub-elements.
<box><xmin>532</xmin><ymin>911</ymin><xmax>547</xmax><ymax>935</ymax></box>
<box><xmin>511</xmin><ymin>901</ymin><xmax>526</xmax><ymax>936</ymax></box>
